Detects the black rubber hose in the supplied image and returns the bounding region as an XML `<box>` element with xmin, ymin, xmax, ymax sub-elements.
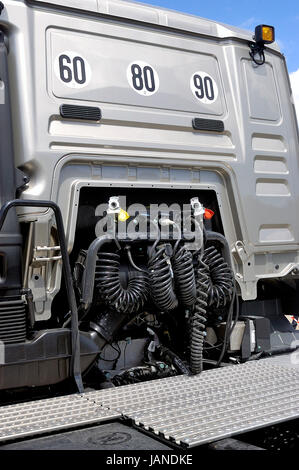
<box><xmin>171</xmin><ymin>244</ymin><xmax>197</xmax><ymax>307</ymax></box>
<box><xmin>95</xmin><ymin>251</ymin><xmax>149</xmax><ymax>314</ymax></box>
<box><xmin>148</xmin><ymin>244</ymin><xmax>178</xmax><ymax>312</ymax></box>
<box><xmin>202</xmin><ymin>245</ymin><xmax>234</xmax><ymax>308</ymax></box>
<box><xmin>216</xmin><ymin>288</ymin><xmax>238</xmax><ymax>367</ymax></box>
<box><xmin>81</xmin><ymin>235</ymin><xmax>117</xmax><ymax>310</ymax></box>
<box><xmin>189</xmin><ymin>254</ymin><xmax>209</xmax><ymax>374</ymax></box>
<box><xmin>189</xmin><ymin>243</ymin><xmax>234</xmax><ymax>374</ymax></box>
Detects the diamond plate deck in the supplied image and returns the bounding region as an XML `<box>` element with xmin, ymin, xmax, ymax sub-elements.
<box><xmin>85</xmin><ymin>361</ymin><xmax>299</xmax><ymax>447</ymax></box>
<box><xmin>0</xmin><ymin>394</ymin><xmax>120</xmax><ymax>442</ymax></box>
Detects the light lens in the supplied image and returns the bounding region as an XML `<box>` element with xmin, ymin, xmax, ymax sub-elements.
<box><xmin>204</xmin><ymin>209</ymin><xmax>215</xmax><ymax>220</ymax></box>
<box><xmin>262</xmin><ymin>26</ymin><xmax>274</xmax><ymax>43</ymax></box>
<box><xmin>255</xmin><ymin>24</ymin><xmax>275</xmax><ymax>44</ymax></box>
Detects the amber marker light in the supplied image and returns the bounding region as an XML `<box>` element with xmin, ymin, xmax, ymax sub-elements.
<box><xmin>254</xmin><ymin>25</ymin><xmax>275</xmax><ymax>45</ymax></box>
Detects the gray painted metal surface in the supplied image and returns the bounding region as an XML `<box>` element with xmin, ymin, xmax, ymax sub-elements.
<box><xmin>1</xmin><ymin>361</ymin><xmax>299</xmax><ymax>446</ymax></box>
<box><xmin>27</xmin><ymin>0</ymin><xmax>280</xmax><ymax>46</ymax></box>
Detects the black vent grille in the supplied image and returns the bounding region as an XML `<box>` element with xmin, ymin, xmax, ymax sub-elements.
<box><xmin>60</xmin><ymin>104</ymin><xmax>101</xmax><ymax>122</ymax></box>
<box><xmin>192</xmin><ymin>118</ymin><xmax>224</xmax><ymax>132</ymax></box>
<box><xmin>0</xmin><ymin>299</ymin><xmax>26</xmax><ymax>344</ymax></box>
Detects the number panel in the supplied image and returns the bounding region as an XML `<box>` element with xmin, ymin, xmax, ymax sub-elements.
<box><xmin>50</xmin><ymin>30</ymin><xmax>223</xmax><ymax>115</ymax></box>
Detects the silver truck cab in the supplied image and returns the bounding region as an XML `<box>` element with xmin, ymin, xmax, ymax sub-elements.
<box><xmin>0</xmin><ymin>0</ymin><xmax>299</xmax><ymax>450</ymax></box>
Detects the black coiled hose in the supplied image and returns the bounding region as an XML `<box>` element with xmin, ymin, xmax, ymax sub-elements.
<box><xmin>95</xmin><ymin>252</ymin><xmax>149</xmax><ymax>314</ymax></box>
<box><xmin>202</xmin><ymin>245</ymin><xmax>234</xmax><ymax>308</ymax></box>
<box><xmin>190</xmin><ymin>255</ymin><xmax>209</xmax><ymax>374</ymax></box>
<box><xmin>190</xmin><ymin>244</ymin><xmax>234</xmax><ymax>374</ymax></box>
<box><xmin>148</xmin><ymin>245</ymin><xmax>178</xmax><ymax>312</ymax></box>
<box><xmin>171</xmin><ymin>244</ymin><xmax>197</xmax><ymax>306</ymax></box>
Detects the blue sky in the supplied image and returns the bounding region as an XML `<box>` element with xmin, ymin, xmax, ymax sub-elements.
<box><xmin>134</xmin><ymin>0</ymin><xmax>299</xmax><ymax>74</ymax></box>
<box><xmin>132</xmin><ymin>0</ymin><xmax>299</xmax><ymax>120</ymax></box>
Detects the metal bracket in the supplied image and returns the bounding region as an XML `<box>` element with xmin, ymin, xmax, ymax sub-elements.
<box><xmin>107</xmin><ymin>196</ymin><xmax>121</xmax><ymax>214</ymax></box>
<box><xmin>184</xmin><ymin>197</ymin><xmax>204</xmax><ymax>252</ymax></box>
<box><xmin>232</xmin><ymin>241</ymin><xmax>257</xmax><ymax>300</ymax></box>
<box><xmin>33</xmin><ymin>245</ymin><xmax>62</xmax><ymax>262</ymax></box>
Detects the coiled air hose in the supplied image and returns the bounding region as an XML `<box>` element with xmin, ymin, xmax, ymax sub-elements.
<box><xmin>171</xmin><ymin>241</ymin><xmax>197</xmax><ymax>307</ymax></box>
<box><xmin>150</xmin><ymin>219</ymin><xmax>196</xmax><ymax>310</ymax></box>
<box><xmin>148</xmin><ymin>241</ymin><xmax>178</xmax><ymax>312</ymax></box>
<box><xmin>95</xmin><ymin>251</ymin><xmax>149</xmax><ymax>314</ymax></box>
<box><xmin>190</xmin><ymin>255</ymin><xmax>209</xmax><ymax>374</ymax></box>
<box><xmin>202</xmin><ymin>246</ymin><xmax>234</xmax><ymax>308</ymax></box>
<box><xmin>190</xmin><ymin>243</ymin><xmax>234</xmax><ymax>374</ymax></box>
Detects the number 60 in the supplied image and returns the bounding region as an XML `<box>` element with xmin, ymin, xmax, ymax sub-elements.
<box><xmin>58</xmin><ymin>54</ymin><xmax>86</xmax><ymax>85</ymax></box>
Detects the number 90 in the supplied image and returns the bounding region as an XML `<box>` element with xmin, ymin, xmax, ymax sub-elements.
<box><xmin>191</xmin><ymin>72</ymin><xmax>218</xmax><ymax>104</ymax></box>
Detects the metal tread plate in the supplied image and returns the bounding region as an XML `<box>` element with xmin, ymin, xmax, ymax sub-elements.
<box><xmin>85</xmin><ymin>361</ymin><xmax>299</xmax><ymax>447</ymax></box>
<box><xmin>1</xmin><ymin>361</ymin><xmax>299</xmax><ymax>447</ymax></box>
<box><xmin>0</xmin><ymin>394</ymin><xmax>120</xmax><ymax>442</ymax></box>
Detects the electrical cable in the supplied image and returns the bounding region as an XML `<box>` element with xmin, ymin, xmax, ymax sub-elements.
<box><xmin>249</xmin><ymin>44</ymin><xmax>265</xmax><ymax>65</ymax></box>
<box><xmin>216</xmin><ymin>287</ymin><xmax>238</xmax><ymax>367</ymax></box>
<box><xmin>125</xmin><ymin>246</ymin><xmax>147</xmax><ymax>273</ymax></box>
